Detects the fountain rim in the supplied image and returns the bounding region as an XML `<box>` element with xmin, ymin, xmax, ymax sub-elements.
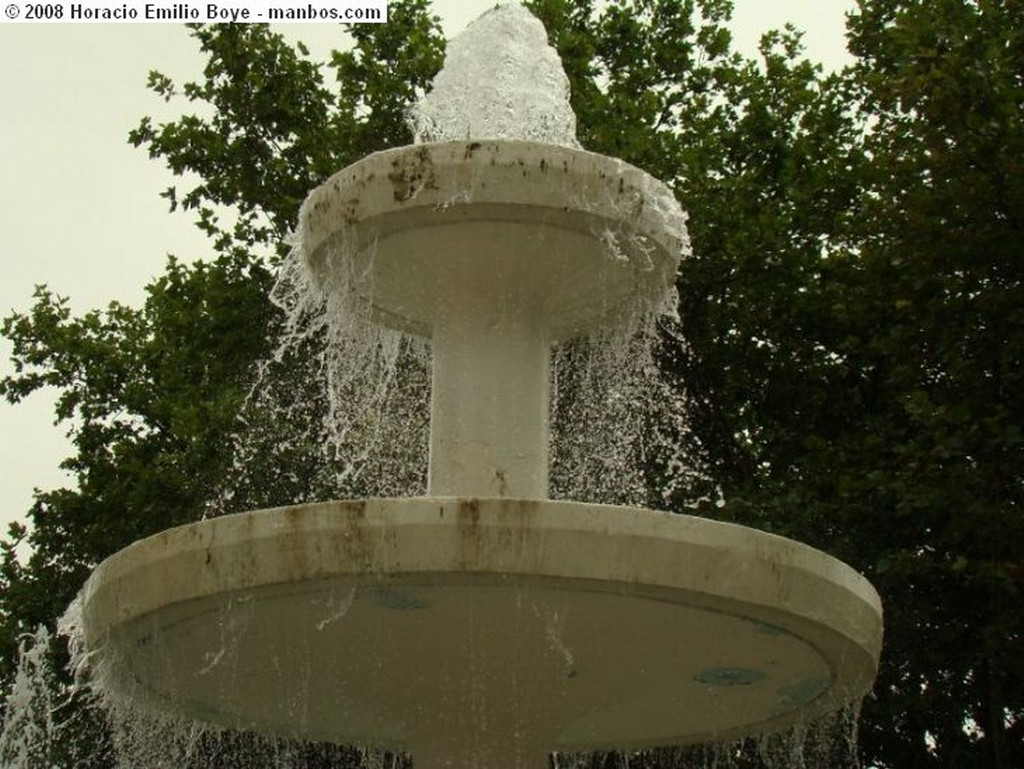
<box><xmin>299</xmin><ymin>137</ymin><xmax>689</xmax><ymax>258</ymax></box>
<box><xmin>78</xmin><ymin>497</ymin><xmax>881</xmax><ymax>626</ymax></box>
<box><xmin>297</xmin><ymin>139</ymin><xmax>689</xmax><ymax>341</ymax></box>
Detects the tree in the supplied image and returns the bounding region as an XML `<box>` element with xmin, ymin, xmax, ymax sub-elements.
<box><xmin>0</xmin><ymin>254</ymin><xmax>275</xmax><ymax>670</ymax></box>
<box><xmin>834</xmin><ymin>1</ymin><xmax>1024</xmax><ymax>765</ymax></box>
<box><xmin>130</xmin><ymin>9</ymin><xmax>444</xmax><ymax>257</ymax></box>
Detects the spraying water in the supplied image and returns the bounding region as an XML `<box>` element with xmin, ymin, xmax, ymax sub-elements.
<box><xmin>409</xmin><ymin>2</ymin><xmax>580</xmax><ymax>147</ymax></box>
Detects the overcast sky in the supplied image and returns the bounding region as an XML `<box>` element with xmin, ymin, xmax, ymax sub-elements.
<box><xmin>0</xmin><ymin>0</ymin><xmax>856</xmax><ymax>544</ymax></box>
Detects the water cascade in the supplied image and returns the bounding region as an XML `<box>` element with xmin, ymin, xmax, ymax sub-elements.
<box><xmin>62</xmin><ymin>4</ymin><xmax>882</xmax><ymax>768</ymax></box>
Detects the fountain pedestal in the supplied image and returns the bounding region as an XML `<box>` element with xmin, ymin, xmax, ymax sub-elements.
<box><xmin>429</xmin><ymin>304</ymin><xmax>550</xmax><ymax>497</ymax></box>
<box><xmin>302</xmin><ymin>141</ymin><xmax>683</xmax><ymax>499</ymax></box>
<box><xmin>75</xmin><ymin>139</ymin><xmax>882</xmax><ymax>769</ymax></box>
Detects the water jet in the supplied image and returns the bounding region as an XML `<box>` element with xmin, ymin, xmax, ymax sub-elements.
<box><xmin>72</xmin><ymin>5</ymin><xmax>882</xmax><ymax>768</ymax></box>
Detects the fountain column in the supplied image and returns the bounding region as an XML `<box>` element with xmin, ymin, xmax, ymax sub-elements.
<box><xmin>429</xmin><ymin>302</ymin><xmax>549</xmax><ymax>498</ymax></box>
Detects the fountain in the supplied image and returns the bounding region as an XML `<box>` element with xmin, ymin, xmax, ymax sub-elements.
<box><xmin>70</xmin><ymin>5</ymin><xmax>882</xmax><ymax>769</ymax></box>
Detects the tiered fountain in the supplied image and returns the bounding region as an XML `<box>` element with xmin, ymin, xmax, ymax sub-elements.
<box><xmin>74</xmin><ymin>5</ymin><xmax>882</xmax><ymax>769</ymax></box>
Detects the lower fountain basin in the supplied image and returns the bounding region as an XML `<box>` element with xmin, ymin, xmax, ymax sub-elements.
<box><xmin>77</xmin><ymin>498</ymin><xmax>882</xmax><ymax>763</ymax></box>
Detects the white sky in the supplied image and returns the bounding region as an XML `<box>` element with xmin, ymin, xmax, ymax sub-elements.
<box><xmin>0</xmin><ymin>0</ymin><xmax>856</xmax><ymax>543</ymax></box>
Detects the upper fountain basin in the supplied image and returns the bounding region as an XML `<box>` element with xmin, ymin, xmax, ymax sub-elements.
<box><xmin>300</xmin><ymin>140</ymin><xmax>689</xmax><ymax>341</ymax></box>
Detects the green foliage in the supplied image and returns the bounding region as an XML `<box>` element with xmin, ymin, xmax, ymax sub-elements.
<box><xmin>531</xmin><ymin>0</ymin><xmax>869</xmax><ymax>498</ymax></box>
<box><xmin>0</xmin><ymin>255</ymin><xmax>275</xmax><ymax>670</ymax></box>
<box><xmin>836</xmin><ymin>2</ymin><xmax>1024</xmax><ymax>765</ymax></box>
<box><xmin>128</xmin><ymin>4</ymin><xmax>444</xmax><ymax>255</ymax></box>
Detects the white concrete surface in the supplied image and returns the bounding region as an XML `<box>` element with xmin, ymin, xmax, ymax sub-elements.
<box><xmin>78</xmin><ymin>498</ymin><xmax>883</xmax><ymax>767</ymax></box>
<box><xmin>300</xmin><ymin>141</ymin><xmax>686</xmax><ymax>497</ymax></box>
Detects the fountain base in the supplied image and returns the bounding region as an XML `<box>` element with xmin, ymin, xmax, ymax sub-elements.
<box><xmin>77</xmin><ymin>498</ymin><xmax>882</xmax><ymax>766</ymax></box>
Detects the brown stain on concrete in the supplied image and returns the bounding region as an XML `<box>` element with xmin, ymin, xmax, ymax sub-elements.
<box><xmin>453</xmin><ymin>498</ymin><xmax>541</xmax><ymax>573</ymax></box>
<box><xmin>388</xmin><ymin>145</ymin><xmax>437</xmax><ymax>202</ymax></box>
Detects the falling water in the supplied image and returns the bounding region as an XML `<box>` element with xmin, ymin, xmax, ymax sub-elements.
<box><xmin>214</xmin><ymin>0</ymin><xmax>705</xmax><ymax>515</ymax></box>
<box><xmin>552</xmin><ymin>703</ymin><xmax>864</xmax><ymax>769</ymax></box>
<box><xmin>211</xmin><ymin>242</ymin><xmax>432</xmax><ymax>513</ymax></box>
<box><xmin>0</xmin><ymin>628</ymin><xmax>56</xmax><ymax>767</ymax></box>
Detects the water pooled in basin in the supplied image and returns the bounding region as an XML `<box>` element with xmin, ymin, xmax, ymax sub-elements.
<box><xmin>5</xmin><ymin>617</ymin><xmax>864</xmax><ymax>769</ymax></box>
<box><xmin>409</xmin><ymin>2</ymin><xmax>580</xmax><ymax>148</ymax></box>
